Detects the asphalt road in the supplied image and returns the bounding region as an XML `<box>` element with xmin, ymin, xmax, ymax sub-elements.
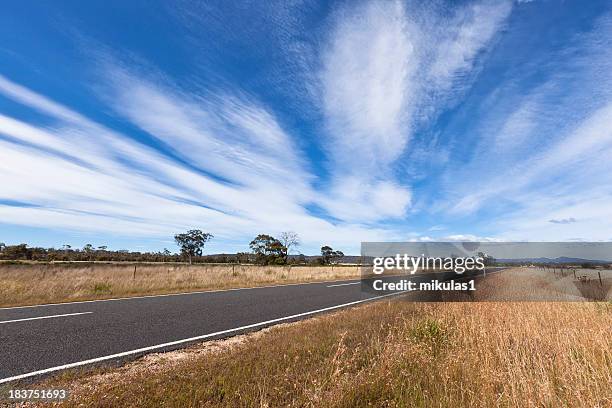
<box><xmin>0</xmin><ymin>269</ymin><xmax>503</xmax><ymax>384</ymax></box>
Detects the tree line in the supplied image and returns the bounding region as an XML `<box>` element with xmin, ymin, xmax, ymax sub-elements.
<box><xmin>0</xmin><ymin>230</ymin><xmax>346</xmax><ymax>265</ymax></box>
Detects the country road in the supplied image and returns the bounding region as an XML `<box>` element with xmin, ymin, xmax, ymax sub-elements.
<box><xmin>0</xmin><ymin>269</ymin><xmax>503</xmax><ymax>384</ymax></box>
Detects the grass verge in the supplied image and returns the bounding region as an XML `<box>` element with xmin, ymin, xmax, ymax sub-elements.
<box><xmin>0</xmin><ymin>263</ymin><xmax>360</xmax><ymax>307</ymax></box>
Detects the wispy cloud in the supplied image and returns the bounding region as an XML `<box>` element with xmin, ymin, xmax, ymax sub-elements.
<box><xmin>321</xmin><ymin>0</ymin><xmax>414</xmax><ymax>169</ymax></box>
<box><xmin>434</xmin><ymin>13</ymin><xmax>612</xmax><ymax>240</ymax></box>
<box><xmin>549</xmin><ymin>218</ymin><xmax>577</xmax><ymax>224</ymax></box>
<box><xmin>424</xmin><ymin>0</ymin><xmax>512</xmax><ymax>106</ymax></box>
<box><xmin>0</xmin><ymin>71</ymin><xmax>405</xmax><ymax>252</ymax></box>
<box><xmin>317</xmin><ymin>0</ymin><xmax>512</xmax><ymax>222</ymax></box>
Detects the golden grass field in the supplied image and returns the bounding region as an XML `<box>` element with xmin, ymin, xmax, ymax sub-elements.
<box><xmin>0</xmin><ymin>263</ymin><xmax>360</xmax><ymax>307</ymax></box>
<box><xmin>9</xmin><ymin>268</ymin><xmax>611</xmax><ymax>407</ymax></box>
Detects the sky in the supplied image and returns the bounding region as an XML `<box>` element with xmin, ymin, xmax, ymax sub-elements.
<box><xmin>1</xmin><ymin>0</ymin><xmax>612</xmax><ymax>255</ymax></box>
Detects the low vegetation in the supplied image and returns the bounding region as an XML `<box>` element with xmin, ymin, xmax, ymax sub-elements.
<box><xmin>0</xmin><ymin>263</ymin><xmax>360</xmax><ymax>308</ymax></box>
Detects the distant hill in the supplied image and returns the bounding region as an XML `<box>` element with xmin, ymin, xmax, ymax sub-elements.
<box><xmin>496</xmin><ymin>256</ymin><xmax>611</xmax><ymax>265</ymax></box>
<box><xmin>203</xmin><ymin>253</ymin><xmax>366</xmax><ymax>264</ymax></box>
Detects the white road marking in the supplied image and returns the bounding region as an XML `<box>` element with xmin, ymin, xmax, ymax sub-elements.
<box><xmin>0</xmin><ymin>312</ymin><xmax>93</xmax><ymax>324</ymax></box>
<box><xmin>327</xmin><ymin>282</ymin><xmax>360</xmax><ymax>287</ymax></box>
<box><xmin>0</xmin><ymin>292</ymin><xmax>402</xmax><ymax>384</ymax></box>
<box><xmin>0</xmin><ymin>278</ymin><xmax>363</xmax><ymax>311</ymax></box>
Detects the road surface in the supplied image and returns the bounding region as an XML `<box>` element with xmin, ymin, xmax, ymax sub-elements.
<box><xmin>0</xmin><ymin>269</ymin><xmax>503</xmax><ymax>384</ymax></box>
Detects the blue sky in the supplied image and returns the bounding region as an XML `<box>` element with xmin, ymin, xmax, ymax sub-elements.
<box><xmin>1</xmin><ymin>0</ymin><xmax>612</xmax><ymax>255</ymax></box>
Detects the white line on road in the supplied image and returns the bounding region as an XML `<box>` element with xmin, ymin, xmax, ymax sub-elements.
<box><xmin>0</xmin><ymin>312</ymin><xmax>93</xmax><ymax>324</ymax></box>
<box><xmin>327</xmin><ymin>282</ymin><xmax>361</xmax><ymax>287</ymax></box>
<box><xmin>0</xmin><ymin>292</ymin><xmax>402</xmax><ymax>384</ymax></box>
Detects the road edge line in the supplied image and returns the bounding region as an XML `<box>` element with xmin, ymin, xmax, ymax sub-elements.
<box><xmin>0</xmin><ymin>292</ymin><xmax>401</xmax><ymax>384</ymax></box>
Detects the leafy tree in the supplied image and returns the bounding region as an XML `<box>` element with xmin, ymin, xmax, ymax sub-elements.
<box><xmin>321</xmin><ymin>245</ymin><xmax>344</xmax><ymax>265</ymax></box>
<box><xmin>321</xmin><ymin>245</ymin><xmax>333</xmax><ymax>264</ymax></box>
<box><xmin>249</xmin><ymin>234</ymin><xmax>286</xmax><ymax>265</ymax></box>
<box><xmin>174</xmin><ymin>230</ymin><xmax>213</xmax><ymax>264</ymax></box>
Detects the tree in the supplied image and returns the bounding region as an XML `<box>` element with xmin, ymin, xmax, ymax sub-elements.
<box><xmin>332</xmin><ymin>250</ymin><xmax>345</xmax><ymax>264</ymax></box>
<box><xmin>2</xmin><ymin>244</ymin><xmax>32</xmax><ymax>260</ymax></box>
<box><xmin>477</xmin><ymin>252</ymin><xmax>495</xmax><ymax>266</ymax></box>
<box><xmin>279</xmin><ymin>232</ymin><xmax>300</xmax><ymax>258</ymax></box>
<box><xmin>0</xmin><ymin>242</ymin><xmax>5</xmax><ymax>253</ymax></box>
<box><xmin>321</xmin><ymin>245</ymin><xmax>344</xmax><ymax>265</ymax></box>
<box><xmin>249</xmin><ymin>234</ymin><xmax>286</xmax><ymax>265</ymax></box>
<box><xmin>321</xmin><ymin>245</ymin><xmax>333</xmax><ymax>264</ymax></box>
<box><xmin>162</xmin><ymin>248</ymin><xmax>172</xmax><ymax>262</ymax></box>
<box><xmin>236</xmin><ymin>252</ymin><xmax>252</xmax><ymax>264</ymax></box>
<box><xmin>97</xmin><ymin>245</ymin><xmax>108</xmax><ymax>251</ymax></box>
<box><xmin>82</xmin><ymin>243</ymin><xmax>95</xmax><ymax>261</ymax></box>
<box><xmin>174</xmin><ymin>230</ymin><xmax>213</xmax><ymax>264</ymax></box>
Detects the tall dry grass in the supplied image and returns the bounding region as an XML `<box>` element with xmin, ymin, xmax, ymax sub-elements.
<box><xmin>0</xmin><ymin>263</ymin><xmax>360</xmax><ymax>307</ymax></box>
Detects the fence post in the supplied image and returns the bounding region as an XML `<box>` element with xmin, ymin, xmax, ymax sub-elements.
<box><xmin>573</xmin><ymin>269</ymin><xmax>576</xmax><ymax>279</ymax></box>
<box><xmin>133</xmin><ymin>265</ymin><xmax>136</xmax><ymax>280</ymax></box>
<box><xmin>599</xmin><ymin>271</ymin><xmax>603</xmax><ymax>286</ymax></box>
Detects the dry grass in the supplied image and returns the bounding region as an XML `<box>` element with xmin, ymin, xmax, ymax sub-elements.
<box><xmin>468</xmin><ymin>267</ymin><xmax>611</xmax><ymax>301</ymax></box>
<box><xmin>0</xmin><ymin>263</ymin><xmax>360</xmax><ymax>307</ymax></box>
<box><xmin>18</xmin><ymin>269</ymin><xmax>612</xmax><ymax>408</ymax></box>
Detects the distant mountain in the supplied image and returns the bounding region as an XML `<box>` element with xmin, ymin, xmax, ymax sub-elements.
<box><xmin>496</xmin><ymin>256</ymin><xmax>611</xmax><ymax>264</ymax></box>
<box><xmin>203</xmin><ymin>253</ymin><xmax>366</xmax><ymax>264</ymax></box>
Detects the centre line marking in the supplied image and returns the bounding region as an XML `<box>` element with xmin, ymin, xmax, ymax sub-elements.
<box><xmin>0</xmin><ymin>312</ymin><xmax>93</xmax><ymax>324</ymax></box>
<box><xmin>327</xmin><ymin>282</ymin><xmax>361</xmax><ymax>287</ymax></box>
<box><xmin>0</xmin><ymin>292</ymin><xmax>403</xmax><ymax>384</ymax></box>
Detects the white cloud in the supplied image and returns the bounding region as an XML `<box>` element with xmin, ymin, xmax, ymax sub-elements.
<box><xmin>316</xmin><ymin>0</ymin><xmax>513</xmax><ymax>222</ymax></box>
<box><xmin>321</xmin><ymin>0</ymin><xmax>416</xmax><ymax>169</ymax></box>
<box><xmin>106</xmin><ymin>72</ymin><xmax>310</xmax><ymax>193</ymax></box>
<box><xmin>549</xmin><ymin>218</ymin><xmax>577</xmax><ymax>224</ymax></box>
<box><xmin>437</xmin><ymin>13</ymin><xmax>612</xmax><ymax>240</ymax></box>
<box><xmin>427</xmin><ymin>1</ymin><xmax>512</xmax><ymax>95</ymax></box>
<box><xmin>0</xmin><ymin>73</ymin><xmax>402</xmax><ymax>252</ymax></box>
<box><xmin>317</xmin><ymin>177</ymin><xmax>411</xmax><ymax>222</ymax></box>
<box><xmin>408</xmin><ymin>234</ymin><xmax>505</xmax><ymax>242</ymax></box>
<box><xmin>448</xmin><ymin>101</ymin><xmax>612</xmax><ymax>216</ymax></box>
